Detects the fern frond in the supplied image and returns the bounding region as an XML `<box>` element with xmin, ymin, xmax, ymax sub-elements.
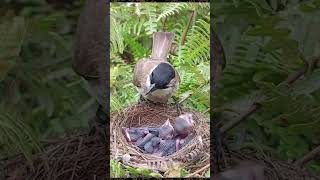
<box><xmin>110</xmin><ymin>16</ymin><xmax>125</xmax><ymax>54</ymax></box>
<box><xmin>156</xmin><ymin>3</ymin><xmax>189</xmax><ymax>22</ymax></box>
<box><xmin>143</xmin><ymin>6</ymin><xmax>158</xmax><ymax>35</ymax></box>
<box><xmin>180</xmin><ymin>19</ymin><xmax>210</xmax><ymax>64</ymax></box>
<box><xmin>0</xmin><ymin>16</ymin><xmax>26</xmax><ymax>81</ymax></box>
<box><xmin>0</xmin><ymin>109</ymin><xmax>43</xmax><ymax>166</ymax></box>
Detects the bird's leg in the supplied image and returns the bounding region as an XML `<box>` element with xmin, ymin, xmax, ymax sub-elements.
<box><xmin>172</xmin><ymin>96</ymin><xmax>182</xmax><ymax>115</ymax></box>
<box><xmin>138</xmin><ymin>95</ymin><xmax>146</xmax><ymax>104</ymax></box>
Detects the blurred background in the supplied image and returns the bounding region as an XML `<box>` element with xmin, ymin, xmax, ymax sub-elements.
<box><xmin>214</xmin><ymin>0</ymin><xmax>320</xmax><ymax>173</ymax></box>
<box><xmin>0</xmin><ymin>0</ymin><xmax>96</xmax><ymax>162</ymax></box>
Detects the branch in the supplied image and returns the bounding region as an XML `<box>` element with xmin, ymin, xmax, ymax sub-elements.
<box><xmin>181</xmin><ymin>10</ymin><xmax>196</xmax><ymax>46</ymax></box>
<box><xmin>185</xmin><ymin>164</ymin><xmax>210</xmax><ymax>177</ymax></box>
<box><xmin>220</xmin><ymin>58</ymin><xmax>320</xmax><ymax>134</ymax></box>
<box><xmin>294</xmin><ymin>144</ymin><xmax>320</xmax><ymax>168</ymax></box>
<box><xmin>162</xmin><ymin>17</ymin><xmax>167</xmax><ymax>31</ymax></box>
<box><xmin>221</xmin><ymin>103</ymin><xmax>261</xmax><ymax>134</ymax></box>
<box><xmin>178</xmin><ymin>82</ymin><xmax>209</xmax><ymax>104</ymax></box>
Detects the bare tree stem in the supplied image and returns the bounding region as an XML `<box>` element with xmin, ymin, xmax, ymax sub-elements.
<box><xmin>220</xmin><ymin>58</ymin><xmax>320</xmax><ymax>134</ymax></box>
<box><xmin>295</xmin><ymin>144</ymin><xmax>320</xmax><ymax>167</ymax></box>
<box><xmin>181</xmin><ymin>10</ymin><xmax>196</xmax><ymax>46</ymax></box>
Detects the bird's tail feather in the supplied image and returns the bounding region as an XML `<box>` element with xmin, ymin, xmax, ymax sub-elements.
<box><xmin>151</xmin><ymin>32</ymin><xmax>175</xmax><ymax>61</ymax></box>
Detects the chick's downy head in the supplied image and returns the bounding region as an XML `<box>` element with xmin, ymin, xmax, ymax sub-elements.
<box><xmin>159</xmin><ymin>120</ymin><xmax>174</xmax><ymax>140</ymax></box>
<box><xmin>174</xmin><ymin>113</ymin><xmax>194</xmax><ymax>136</ymax></box>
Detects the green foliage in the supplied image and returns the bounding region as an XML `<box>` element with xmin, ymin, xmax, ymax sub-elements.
<box><xmin>110</xmin><ymin>160</ymin><xmax>163</xmax><ymax>178</ymax></box>
<box><xmin>110</xmin><ymin>2</ymin><xmax>210</xmax><ymax>114</ymax></box>
<box><xmin>214</xmin><ymin>0</ymin><xmax>320</xmax><ymax>171</ymax></box>
<box><xmin>0</xmin><ymin>1</ymin><xmax>94</xmax><ymax>160</ymax></box>
<box><xmin>0</xmin><ymin>107</ymin><xmax>43</xmax><ymax>166</ymax></box>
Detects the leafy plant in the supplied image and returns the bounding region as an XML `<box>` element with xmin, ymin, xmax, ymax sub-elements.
<box><xmin>110</xmin><ymin>160</ymin><xmax>163</xmax><ymax>178</ymax></box>
<box><xmin>0</xmin><ymin>1</ymin><xmax>93</xmax><ymax>161</ymax></box>
<box><xmin>110</xmin><ymin>2</ymin><xmax>210</xmax><ymax>114</ymax></box>
<box><xmin>213</xmin><ymin>0</ymin><xmax>320</xmax><ymax>171</ymax></box>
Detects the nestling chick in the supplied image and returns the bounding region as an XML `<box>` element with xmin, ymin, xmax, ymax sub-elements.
<box><xmin>150</xmin><ymin>137</ymin><xmax>161</xmax><ymax>146</ymax></box>
<box><xmin>178</xmin><ymin>133</ymin><xmax>193</xmax><ymax>149</ymax></box>
<box><xmin>135</xmin><ymin>133</ymin><xmax>156</xmax><ymax>149</ymax></box>
<box><xmin>122</xmin><ymin>127</ymin><xmax>149</xmax><ymax>142</ymax></box>
<box><xmin>158</xmin><ymin>120</ymin><xmax>174</xmax><ymax>140</ymax></box>
<box><xmin>153</xmin><ymin>139</ymin><xmax>177</xmax><ymax>157</ymax></box>
<box><xmin>174</xmin><ymin>113</ymin><xmax>194</xmax><ymax>138</ymax></box>
<box><xmin>143</xmin><ymin>141</ymin><xmax>154</xmax><ymax>153</ymax></box>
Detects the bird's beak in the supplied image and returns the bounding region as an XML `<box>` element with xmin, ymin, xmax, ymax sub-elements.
<box><xmin>145</xmin><ymin>83</ymin><xmax>156</xmax><ymax>95</ymax></box>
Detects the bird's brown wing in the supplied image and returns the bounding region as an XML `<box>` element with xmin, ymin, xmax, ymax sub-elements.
<box><xmin>133</xmin><ymin>59</ymin><xmax>148</xmax><ymax>87</ymax></box>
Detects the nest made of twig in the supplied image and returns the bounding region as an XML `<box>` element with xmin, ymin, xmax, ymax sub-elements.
<box><xmin>110</xmin><ymin>103</ymin><xmax>210</xmax><ymax>173</ymax></box>
<box><xmin>1</xmin><ymin>129</ymin><xmax>107</xmax><ymax>180</ymax></box>
<box><xmin>222</xmin><ymin>148</ymin><xmax>320</xmax><ymax>180</ymax></box>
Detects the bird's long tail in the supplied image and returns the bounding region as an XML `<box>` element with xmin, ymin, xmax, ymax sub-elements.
<box><xmin>151</xmin><ymin>32</ymin><xmax>175</xmax><ymax>61</ymax></box>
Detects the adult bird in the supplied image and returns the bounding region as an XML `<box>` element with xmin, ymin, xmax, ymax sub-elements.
<box><xmin>72</xmin><ymin>0</ymin><xmax>107</xmax><ymax>136</ymax></box>
<box><xmin>133</xmin><ymin>32</ymin><xmax>180</xmax><ymax>105</ymax></box>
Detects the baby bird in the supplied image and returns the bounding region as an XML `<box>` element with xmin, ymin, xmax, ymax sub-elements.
<box><xmin>153</xmin><ymin>139</ymin><xmax>177</xmax><ymax>157</ymax></box>
<box><xmin>144</xmin><ymin>141</ymin><xmax>154</xmax><ymax>153</ymax></box>
<box><xmin>178</xmin><ymin>133</ymin><xmax>193</xmax><ymax>149</ymax></box>
<box><xmin>151</xmin><ymin>137</ymin><xmax>161</xmax><ymax>146</ymax></box>
<box><xmin>157</xmin><ymin>120</ymin><xmax>175</xmax><ymax>140</ymax></box>
<box><xmin>135</xmin><ymin>133</ymin><xmax>156</xmax><ymax>149</ymax></box>
<box><xmin>143</xmin><ymin>137</ymin><xmax>161</xmax><ymax>153</ymax></box>
<box><xmin>174</xmin><ymin>113</ymin><xmax>194</xmax><ymax>138</ymax></box>
<box><xmin>122</xmin><ymin>127</ymin><xmax>149</xmax><ymax>142</ymax></box>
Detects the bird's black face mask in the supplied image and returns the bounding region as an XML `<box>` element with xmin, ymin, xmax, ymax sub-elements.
<box><xmin>146</xmin><ymin>63</ymin><xmax>175</xmax><ymax>95</ymax></box>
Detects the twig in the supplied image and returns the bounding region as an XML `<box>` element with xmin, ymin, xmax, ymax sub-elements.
<box><xmin>181</xmin><ymin>10</ymin><xmax>196</xmax><ymax>46</ymax></box>
<box><xmin>178</xmin><ymin>92</ymin><xmax>192</xmax><ymax>104</ymax></box>
<box><xmin>294</xmin><ymin>144</ymin><xmax>320</xmax><ymax>167</ymax></box>
<box><xmin>70</xmin><ymin>137</ymin><xmax>83</xmax><ymax>180</ymax></box>
<box><xmin>221</xmin><ymin>103</ymin><xmax>260</xmax><ymax>134</ymax></box>
<box><xmin>185</xmin><ymin>163</ymin><xmax>210</xmax><ymax>177</ymax></box>
<box><xmin>162</xmin><ymin>17</ymin><xmax>167</xmax><ymax>31</ymax></box>
<box><xmin>203</xmin><ymin>108</ymin><xmax>210</xmax><ymax>114</ymax></box>
<box><xmin>178</xmin><ymin>82</ymin><xmax>209</xmax><ymax>104</ymax></box>
<box><xmin>220</xmin><ymin>58</ymin><xmax>320</xmax><ymax>134</ymax></box>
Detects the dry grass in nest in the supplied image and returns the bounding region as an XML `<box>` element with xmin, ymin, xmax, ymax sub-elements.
<box><xmin>110</xmin><ymin>103</ymin><xmax>210</xmax><ymax>174</ymax></box>
<box><xmin>223</xmin><ymin>148</ymin><xmax>320</xmax><ymax>180</ymax></box>
<box><xmin>1</xmin><ymin>130</ymin><xmax>107</xmax><ymax>180</ymax></box>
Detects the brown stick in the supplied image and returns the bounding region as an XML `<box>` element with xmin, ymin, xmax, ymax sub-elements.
<box><xmin>185</xmin><ymin>163</ymin><xmax>210</xmax><ymax>177</ymax></box>
<box><xmin>162</xmin><ymin>17</ymin><xmax>167</xmax><ymax>31</ymax></box>
<box><xmin>220</xmin><ymin>58</ymin><xmax>320</xmax><ymax>134</ymax></box>
<box><xmin>221</xmin><ymin>103</ymin><xmax>261</xmax><ymax>134</ymax></box>
<box><xmin>181</xmin><ymin>10</ymin><xmax>196</xmax><ymax>46</ymax></box>
<box><xmin>294</xmin><ymin>144</ymin><xmax>320</xmax><ymax>167</ymax></box>
<box><xmin>178</xmin><ymin>81</ymin><xmax>209</xmax><ymax>104</ymax></box>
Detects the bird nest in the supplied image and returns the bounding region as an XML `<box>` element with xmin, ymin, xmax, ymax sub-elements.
<box><xmin>110</xmin><ymin>103</ymin><xmax>210</xmax><ymax>174</ymax></box>
<box><xmin>224</xmin><ymin>149</ymin><xmax>320</xmax><ymax>180</ymax></box>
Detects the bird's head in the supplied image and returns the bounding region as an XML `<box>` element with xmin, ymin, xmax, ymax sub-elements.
<box><xmin>174</xmin><ymin>113</ymin><xmax>194</xmax><ymax>135</ymax></box>
<box><xmin>159</xmin><ymin>119</ymin><xmax>174</xmax><ymax>140</ymax></box>
<box><xmin>145</xmin><ymin>63</ymin><xmax>175</xmax><ymax>95</ymax></box>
